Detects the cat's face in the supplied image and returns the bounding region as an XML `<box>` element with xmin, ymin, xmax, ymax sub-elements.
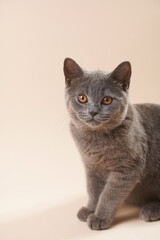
<box><xmin>64</xmin><ymin>58</ymin><xmax>131</xmax><ymax>131</ymax></box>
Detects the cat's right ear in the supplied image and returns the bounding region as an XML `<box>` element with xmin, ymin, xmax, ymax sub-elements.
<box><xmin>63</xmin><ymin>58</ymin><xmax>83</xmax><ymax>85</ymax></box>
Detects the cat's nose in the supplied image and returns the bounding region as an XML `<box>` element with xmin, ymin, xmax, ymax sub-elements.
<box><xmin>89</xmin><ymin>111</ymin><xmax>98</xmax><ymax>117</ymax></box>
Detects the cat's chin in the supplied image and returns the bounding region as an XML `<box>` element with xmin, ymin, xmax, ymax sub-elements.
<box><xmin>86</xmin><ymin>119</ymin><xmax>103</xmax><ymax>128</ymax></box>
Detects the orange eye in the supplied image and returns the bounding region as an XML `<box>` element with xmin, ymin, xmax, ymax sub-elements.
<box><xmin>78</xmin><ymin>94</ymin><xmax>88</xmax><ymax>103</ymax></box>
<box><xmin>102</xmin><ymin>96</ymin><xmax>112</xmax><ymax>105</ymax></box>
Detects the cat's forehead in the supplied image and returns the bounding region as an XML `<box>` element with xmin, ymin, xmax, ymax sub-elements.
<box><xmin>82</xmin><ymin>70</ymin><xmax>109</xmax><ymax>85</ymax></box>
<box><xmin>77</xmin><ymin>70</ymin><xmax>117</xmax><ymax>95</ymax></box>
<box><xmin>67</xmin><ymin>70</ymin><xmax>123</xmax><ymax>98</ymax></box>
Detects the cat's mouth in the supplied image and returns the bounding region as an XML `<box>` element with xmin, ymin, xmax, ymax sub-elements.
<box><xmin>86</xmin><ymin>118</ymin><xmax>101</xmax><ymax>126</ymax></box>
<box><xmin>77</xmin><ymin>112</ymin><xmax>110</xmax><ymax>127</ymax></box>
<box><xmin>86</xmin><ymin>116</ymin><xmax>110</xmax><ymax>127</ymax></box>
<box><xmin>77</xmin><ymin>115</ymin><xmax>101</xmax><ymax>127</ymax></box>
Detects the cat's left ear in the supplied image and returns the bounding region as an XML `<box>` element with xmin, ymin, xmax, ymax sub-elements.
<box><xmin>63</xmin><ymin>58</ymin><xmax>84</xmax><ymax>85</ymax></box>
<box><xmin>110</xmin><ymin>61</ymin><xmax>131</xmax><ymax>91</ymax></box>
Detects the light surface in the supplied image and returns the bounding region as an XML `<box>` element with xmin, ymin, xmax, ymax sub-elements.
<box><xmin>0</xmin><ymin>0</ymin><xmax>160</xmax><ymax>239</ymax></box>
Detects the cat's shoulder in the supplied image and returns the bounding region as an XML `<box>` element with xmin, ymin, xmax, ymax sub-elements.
<box><xmin>133</xmin><ymin>103</ymin><xmax>160</xmax><ymax>122</ymax></box>
<box><xmin>134</xmin><ymin>103</ymin><xmax>160</xmax><ymax>114</ymax></box>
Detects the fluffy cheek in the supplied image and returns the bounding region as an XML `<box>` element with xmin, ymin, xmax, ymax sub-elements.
<box><xmin>67</xmin><ymin>100</ymin><xmax>86</xmax><ymax>127</ymax></box>
<box><xmin>109</xmin><ymin>101</ymin><xmax>128</xmax><ymax>126</ymax></box>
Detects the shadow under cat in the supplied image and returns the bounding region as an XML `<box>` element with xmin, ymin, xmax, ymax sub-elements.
<box><xmin>1</xmin><ymin>196</ymin><xmax>158</xmax><ymax>240</ymax></box>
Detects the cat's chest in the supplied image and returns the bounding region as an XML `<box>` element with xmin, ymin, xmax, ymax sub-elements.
<box><xmin>80</xmin><ymin>133</ymin><xmax>107</xmax><ymax>154</ymax></box>
<box><xmin>72</xmin><ymin>128</ymin><xmax>128</xmax><ymax>173</ymax></box>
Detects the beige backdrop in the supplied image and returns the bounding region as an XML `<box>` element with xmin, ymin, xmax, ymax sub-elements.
<box><xmin>0</xmin><ymin>0</ymin><xmax>160</xmax><ymax>239</ymax></box>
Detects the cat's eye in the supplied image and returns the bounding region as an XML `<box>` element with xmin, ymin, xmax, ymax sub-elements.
<box><xmin>78</xmin><ymin>94</ymin><xmax>88</xmax><ymax>103</ymax></box>
<box><xmin>102</xmin><ymin>96</ymin><xmax>112</xmax><ymax>105</ymax></box>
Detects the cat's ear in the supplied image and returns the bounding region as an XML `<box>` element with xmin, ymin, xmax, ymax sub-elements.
<box><xmin>111</xmin><ymin>61</ymin><xmax>131</xmax><ymax>91</ymax></box>
<box><xmin>63</xmin><ymin>58</ymin><xmax>83</xmax><ymax>85</ymax></box>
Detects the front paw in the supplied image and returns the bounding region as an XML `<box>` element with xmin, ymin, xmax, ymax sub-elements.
<box><xmin>77</xmin><ymin>207</ymin><xmax>94</xmax><ymax>222</ymax></box>
<box><xmin>87</xmin><ymin>214</ymin><xmax>112</xmax><ymax>230</ymax></box>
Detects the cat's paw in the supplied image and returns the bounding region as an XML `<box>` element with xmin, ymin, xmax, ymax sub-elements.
<box><xmin>77</xmin><ymin>207</ymin><xmax>94</xmax><ymax>222</ymax></box>
<box><xmin>139</xmin><ymin>202</ymin><xmax>160</xmax><ymax>222</ymax></box>
<box><xmin>87</xmin><ymin>214</ymin><xmax>112</xmax><ymax>230</ymax></box>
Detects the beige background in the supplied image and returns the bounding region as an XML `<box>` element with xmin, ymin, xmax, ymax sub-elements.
<box><xmin>0</xmin><ymin>0</ymin><xmax>160</xmax><ymax>239</ymax></box>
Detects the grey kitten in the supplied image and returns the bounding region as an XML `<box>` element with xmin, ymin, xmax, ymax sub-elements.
<box><xmin>63</xmin><ymin>58</ymin><xmax>160</xmax><ymax>230</ymax></box>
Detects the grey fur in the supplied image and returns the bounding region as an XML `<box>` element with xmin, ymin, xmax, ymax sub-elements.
<box><xmin>64</xmin><ymin>58</ymin><xmax>160</xmax><ymax>230</ymax></box>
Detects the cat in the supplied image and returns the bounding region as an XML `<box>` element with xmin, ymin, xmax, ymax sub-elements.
<box><xmin>63</xmin><ymin>58</ymin><xmax>160</xmax><ymax>230</ymax></box>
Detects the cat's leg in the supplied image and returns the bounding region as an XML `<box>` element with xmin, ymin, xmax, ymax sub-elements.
<box><xmin>87</xmin><ymin>171</ymin><xmax>138</xmax><ymax>230</ymax></box>
<box><xmin>139</xmin><ymin>201</ymin><xmax>160</xmax><ymax>221</ymax></box>
<box><xmin>77</xmin><ymin>172</ymin><xmax>105</xmax><ymax>222</ymax></box>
